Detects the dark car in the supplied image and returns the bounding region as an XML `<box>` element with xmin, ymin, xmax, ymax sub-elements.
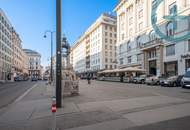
<box><xmin>31</xmin><ymin>77</ymin><xmax>38</xmax><ymax>81</ymax></box>
<box><xmin>161</xmin><ymin>75</ymin><xmax>183</xmax><ymax>87</ymax></box>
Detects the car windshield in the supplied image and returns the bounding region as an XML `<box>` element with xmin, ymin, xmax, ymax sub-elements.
<box><xmin>184</xmin><ymin>71</ymin><xmax>190</xmax><ymax>77</ymax></box>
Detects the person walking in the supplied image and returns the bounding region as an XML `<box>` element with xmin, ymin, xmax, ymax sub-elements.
<box><xmin>87</xmin><ymin>73</ymin><xmax>91</xmax><ymax>84</ymax></box>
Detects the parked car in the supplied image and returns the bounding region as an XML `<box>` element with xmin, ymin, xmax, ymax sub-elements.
<box><xmin>132</xmin><ymin>76</ymin><xmax>139</xmax><ymax>83</ymax></box>
<box><xmin>161</xmin><ymin>76</ymin><xmax>177</xmax><ymax>87</ymax></box>
<box><xmin>31</xmin><ymin>77</ymin><xmax>38</xmax><ymax>81</ymax></box>
<box><xmin>181</xmin><ymin>70</ymin><xmax>190</xmax><ymax>88</ymax></box>
<box><xmin>133</xmin><ymin>75</ymin><xmax>146</xmax><ymax>84</ymax></box>
<box><xmin>145</xmin><ymin>75</ymin><xmax>160</xmax><ymax>85</ymax></box>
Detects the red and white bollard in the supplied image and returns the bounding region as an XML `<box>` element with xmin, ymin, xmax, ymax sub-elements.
<box><xmin>52</xmin><ymin>97</ymin><xmax>57</xmax><ymax>130</ymax></box>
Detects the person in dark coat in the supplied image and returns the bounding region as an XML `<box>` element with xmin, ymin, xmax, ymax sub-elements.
<box><xmin>87</xmin><ymin>73</ymin><xmax>91</xmax><ymax>84</ymax></box>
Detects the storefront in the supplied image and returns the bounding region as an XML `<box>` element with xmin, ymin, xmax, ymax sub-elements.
<box><xmin>164</xmin><ymin>61</ymin><xmax>178</xmax><ymax>76</ymax></box>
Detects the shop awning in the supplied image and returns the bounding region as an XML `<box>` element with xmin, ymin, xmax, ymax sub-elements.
<box><xmin>98</xmin><ymin>67</ymin><xmax>145</xmax><ymax>74</ymax></box>
<box><xmin>118</xmin><ymin>67</ymin><xmax>146</xmax><ymax>72</ymax></box>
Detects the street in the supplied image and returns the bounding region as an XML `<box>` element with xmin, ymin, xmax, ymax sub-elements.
<box><xmin>0</xmin><ymin>81</ymin><xmax>36</xmax><ymax>109</ymax></box>
<box><xmin>0</xmin><ymin>80</ymin><xmax>190</xmax><ymax>130</ymax></box>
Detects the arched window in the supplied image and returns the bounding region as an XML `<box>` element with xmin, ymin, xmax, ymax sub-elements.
<box><xmin>136</xmin><ymin>36</ymin><xmax>141</xmax><ymax>48</ymax></box>
<box><xmin>166</xmin><ymin>22</ymin><xmax>174</xmax><ymax>36</ymax></box>
<box><xmin>127</xmin><ymin>41</ymin><xmax>131</xmax><ymax>51</ymax></box>
<box><xmin>149</xmin><ymin>30</ymin><xmax>157</xmax><ymax>41</ymax></box>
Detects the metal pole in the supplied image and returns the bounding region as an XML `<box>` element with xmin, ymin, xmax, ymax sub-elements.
<box><xmin>51</xmin><ymin>32</ymin><xmax>53</xmax><ymax>83</ymax></box>
<box><xmin>56</xmin><ymin>0</ymin><xmax>62</xmax><ymax>108</ymax></box>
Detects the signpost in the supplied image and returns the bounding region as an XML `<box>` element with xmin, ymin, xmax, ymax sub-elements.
<box><xmin>56</xmin><ymin>0</ymin><xmax>62</xmax><ymax>108</ymax></box>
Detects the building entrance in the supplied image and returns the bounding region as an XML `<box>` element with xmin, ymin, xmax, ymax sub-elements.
<box><xmin>149</xmin><ymin>60</ymin><xmax>157</xmax><ymax>75</ymax></box>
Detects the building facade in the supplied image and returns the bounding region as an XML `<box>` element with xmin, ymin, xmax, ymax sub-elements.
<box><xmin>72</xmin><ymin>13</ymin><xmax>117</xmax><ymax>75</ymax></box>
<box><xmin>23</xmin><ymin>49</ymin><xmax>41</xmax><ymax>79</ymax></box>
<box><xmin>0</xmin><ymin>9</ymin><xmax>13</xmax><ymax>81</ymax></box>
<box><xmin>11</xmin><ymin>28</ymin><xmax>24</xmax><ymax>77</ymax></box>
<box><xmin>115</xmin><ymin>0</ymin><xmax>190</xmax><ymax>77</ymax></box>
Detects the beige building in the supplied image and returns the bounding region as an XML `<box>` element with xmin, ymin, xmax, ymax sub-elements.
<box><xmin>0</xmin><ymin>9</ymin><xmax>13</xmax><ymax>82</ymax></box>
<box><xmin>23</xmin><ymin>49</ymin><xmax>41</xmax><ymax>79</ymax></box>
<box><xmin>115</xmin><ymin>0</ymin><xmax>190</xmax><ymax>76</ymax></box>
<box><xmin>72</xmin><ymin>13</ymin><xmax>117</xmax><ymax>76</ymax></box>
<box><xmin>11</xmin><ymin>28</ymin><xmax>24</xmax><ymax>77</ymax></box>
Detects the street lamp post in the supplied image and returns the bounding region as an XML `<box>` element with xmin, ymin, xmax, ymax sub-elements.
<box><xmin>44</xmin><ymin>31</ymin><xmax>55</xmax><ymax>84</ymax></box>
<box><xmin>56</xmin><ymin>0</ymin><xmax>62</xmax><ymax>108</ymax></box>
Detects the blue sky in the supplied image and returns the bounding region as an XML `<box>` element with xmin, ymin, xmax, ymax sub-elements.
<box><xmin>0</xmin><ymin>0</ymin><xmax>118</xmax><ymax>67</ymax></box>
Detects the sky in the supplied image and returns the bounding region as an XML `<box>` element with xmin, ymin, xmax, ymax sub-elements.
<box><xmin>0</xmin><ymin>0</ymin><xmax>118</xmax><ymax>67</ymax></box>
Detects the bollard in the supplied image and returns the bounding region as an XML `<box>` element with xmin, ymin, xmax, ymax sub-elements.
<box><xmin>52</xmin><ymin>97</ymin><xmax>57</xmax><ymax>130</ymax></box>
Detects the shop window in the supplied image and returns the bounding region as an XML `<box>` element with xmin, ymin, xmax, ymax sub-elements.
<box><xmin>166</xmin><ymin>44</ymin><xmax>175</xmax><ymax>56</ymax></box>
<box><xmin>165</xmin><ymin>61</ymin><xmax>178</xmax><ymax>76</ymax></box>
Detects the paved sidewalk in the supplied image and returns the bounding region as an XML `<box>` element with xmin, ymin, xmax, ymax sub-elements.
<box><xmin>0</xmin><ymin>80</ymin><xmax>190</xmax><ymax>130</ymax></box>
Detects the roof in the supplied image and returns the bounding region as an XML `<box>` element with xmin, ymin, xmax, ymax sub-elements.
<box><xmin>23</xmin><ymin>49</ymin><xmax>41</xmax><ymax>56</ymax></box>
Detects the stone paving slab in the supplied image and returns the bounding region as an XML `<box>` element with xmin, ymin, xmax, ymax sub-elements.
<box><xmin>64</xmin><ymin>118</ymin><xmax>135</xmax><ymax>130</ymax></box>
<box><xmin>77</xmin><ymin>95</ymin><xmax>188</xmax><ymax>112</ymax></box>
<box><xmin>123</xmin><ymin>103</ymin><xmax>190</xmax><ymax>126</ymax></box>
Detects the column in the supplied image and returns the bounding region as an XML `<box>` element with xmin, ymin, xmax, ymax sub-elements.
<box><xmin>156</xmin><ymin>45</ymin><xmax>164</xmax><ymax>76</ymax></box>
<box><xmin>144</xmin><ymin>51</ymin><xmax>149</xmax><ymax>75</ymax></box>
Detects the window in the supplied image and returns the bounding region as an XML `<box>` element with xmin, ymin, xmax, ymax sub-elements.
<box><xmin>148</xmin><ymin>50</ymin><xmax>157</xmax><ymax>58</ymax></box>
<box><xmin>149</xmin><ymin>30</ymin><xmax>157</xmax><ymax>41</ymax></box>
<box><xmin>105</xmin><ymin>32</ymin><xmax>108</xmax><ymax>36</ymax></box>
<box><xmin>114</xmin><ymin>34</ymin><xmax>117</xmax><ymax>38</ymax></box>
<box><xmin>105</xmin><ymin>51</ymin><xmax>108</xmax><ymax>56</ymax></box>
<box><xmin>166</xmin><ymin>44</ymin><xmax>175</xmax><ymax>56</ymax></box>
<box><xmin>188</xmin><ymin>39</ymin><xmax>190</xmax><ymax>52</ymax></box>
<box><xmin>169</xmin><ymin>2</ymin><xmax>177</xmax><ymax>15</ymax></box>
<box><xmin>105</xmin><ymin>45</ymin><xmax>108</xmax><ymax>49</ymax></box>
<box><xmin>127</xmin><ymin>41</ymin><xmax>131</xmax><ymax>51</ymax></box>
<box><xmin>110</xmin><ymin>26</ymin><xmax>112</xmax><ymax>31</ymax></box>
<box><xmin>110</xmin><ymin>65</ymin><xmax>112</xmax><ymax>69</ymax></box>
<box><xmin>105</xmin><ymin>58</ymin><xmax>108</xmax><ymax>63</ymax></box>
<box><xmin>110</xmin><ymin>46</ymin><xmax>112</xmax><ymax>50</ymax></box>
<box><xmin>105</xmin><ymin>38</ymin><xmax>108</xmax><ymax>43</ymax></box>
<box><xmin>129</xmin><ymin>17</ymin><xmax>133</xmax><ymax>25</ymax></box>
<box><xmin>128</xmin><ymin>56</ymin><xmax>132</xmax><ymax>63</ymax></box>
<box><xmin>105</xmin><ymin>25</ymin><xmax>108</xmax><ymax>30</ymax></box>
<box><xmin>139</xmin><ymin>22</ymin><xmax>143</xmax><ymax>31</ymax></box>
<box><xmin>136</xmin><ymin>36</ymin><xmax>141</xmax><ymax>48</ymax></box>
<box><xmin>119</xmin><ymin>58</ymin><xmax>124</xmax><ymax>65</ymax></box>
<box><xmin>139</xmin><ymin>9</ymin><xmax>143</xmax><ymax>19</ymax></box>
<box><xmin>110</xmin><ymin>39</ymin><xmax>112</xmax><ymax>44</ymax></box>
<box><xmin>137</xmin><ymin>54</ymin><xmax>142</xmax><ymax>62</ymax></box>
<box><xmin>110</xmin><ymin>33</ymin><xmax>112</xmax><ymax>37</ymax></box>
<box><xmin>105</xmin><ymin>65</ymin><xmax>108</xmax><ymax>69</ymax></box>
<box><xmin>166</xmin><ymin>22</ymin><xmax>175</xmax><ymax>36</ymax></box>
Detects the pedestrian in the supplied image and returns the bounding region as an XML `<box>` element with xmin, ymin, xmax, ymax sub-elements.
<box><xmin>87</xmin><ymin>73</ymin><xmax>91</xmax><ymax>84</ymax></box>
